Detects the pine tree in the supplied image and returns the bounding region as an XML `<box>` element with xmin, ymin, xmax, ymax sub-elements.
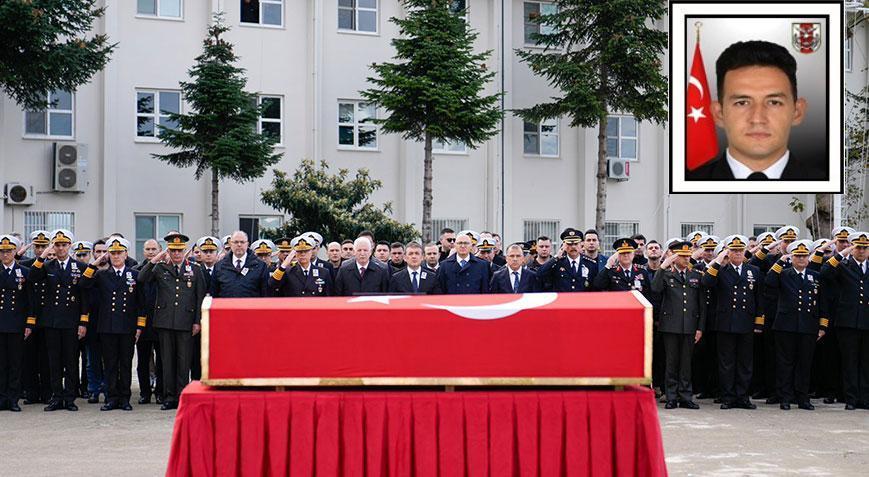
<box><xmin>515</xmin><ymin>0</ymin><xmax>669</xmax><ymax>232</ymax></box>
<box><xmin>0</xmin><ymin>0</ymin><xmax>115</xmax><ymax>110</ymax></box>
<box><xmin>153</xmin><ymin>13</ymin><xmax>282</xmax><ymax>236</ymax></box>
<box><xmin>361</xmin><ymin>0</ymin><xmax>502</xmax><ymax>241</ymax></box>
<box><xmin>260</xmin><ymin>159</ymin><xmax>419</xmax><ymax>244</ymax></box>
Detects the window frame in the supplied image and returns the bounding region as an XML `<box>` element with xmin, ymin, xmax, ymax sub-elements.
<box><xmin>135</xmin><ymin>0</ymin><xmax>184</xmax><ymax>21</ymax></box>
<box><xmin>134</xmin><ymin>213</ymin><xmax>182</xmax><ymax>261</ymax></box>
<box><xmin>752</xmin><ymin>224</ymin><xmax>785</xmax><ymax>237</ymax></box>
<box><xmin>679</xmin><ymin>223</ymin><xmax>715</xmax><ymax>238</ymax></box>
<box><xmin>23</xmin><ymin>90</ymin><xmax>75</xmax><ymax>140</ymax></box>
<box><xmin>135</xmin><ymin>88</ymin><xmax>182</xmax><ymax>142</ymax></box>
<box><xmin>606</xmin><ymin>114</ymin><xmax>639</xmax><ymax>161</ymax></box>
<box><xmin>239</xmin><ymin>0</ymin><xmax>285</xmax><ymax>28</ymax></box>
<box><xmin>337</xmin><ymin>0</ymin><xmax>379</xmax><ymax>35</ymax></box>
<box><xmin>431</xmin><ymin>218</ymin><xmax>469</xmax><ymax>242</ymax></box>
<box><xmin>257</xmin><ymin>94</ymin><xmax>283</xmax><ymax>147</ymax></box>
<box><xmin>845</xmin><ymin>34</ymin><xmax>853</xmax><ymax>72</ymax></box>
<box><xmin>523</xmin><ymin>1</ymin><xmax>557</xmax><ymax>47</ymax></box>
<box><xmin>24</xmin><ymin>211</ymin><xmax>76</xmax><ymax>246</ymax></box>
<box><xmin>239</xmin><ymin>214</ymin><xmax>284</xmax><ymax>242</ymax></box>
<box><xmin>523</xmin><ymin>219</ymin><xmax>560</xmax><ymax>242</ymax></box>
<box><xmin>523</xmin><ymin>118</ymin><xmax>559</xmax><ymax>158</ymax></box>
<box><xmin>602</xmin><ymin>221</ymin><xmax>640</xmax><ymax>255</ymax></box>
<box><xmin>337</xmin><ymin>100</ymin><xmax>379</xmax><ymax>151</ymax></box>
<box><xmin>432</xmin><ymin>138</ymin><xmax>468</xmax><ymax>155</ymax></box>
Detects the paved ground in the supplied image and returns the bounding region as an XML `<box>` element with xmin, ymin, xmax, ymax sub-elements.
<box><xmin>2</xmin><ymin>390</ymin><xmax>868</xmax><ymax>476</ymax></box>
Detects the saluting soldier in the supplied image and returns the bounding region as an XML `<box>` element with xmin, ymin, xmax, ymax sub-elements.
<box><xmin>702</xmin><ymin>235</ymin><xmax>764</xmax><ymax>410</ymax></box>
<box><xmin>80</xmin><ymin>237</ymin><xmax>145</xmax><ymax>411</ymax></box>
<box><xmin>475</xmin><ymin>235</ymin><xmax>502</xmax><ymax>275</ymax></box>
<box><xmin>211</xmin><ymin>231</ymin><xmax>269</xmax><ymax>298</ymax></box>
<box><xmin>303</xmin><ymin>232</ymin><xmax>336</xmax><ymax>279</ymax></box>
<box><xmin>764</xmin><ymin>239</ymin><xmax>828</xmax><ymax>410</ymax></box>
<box><xmin>593</xmin><ymin>238</ymin><xmax>652</xmax><ymax>292</ymax></box>
<box><xmin>27</xmin><ymin>229</ymin><xmax>90</xmax><ymax>412</ymax></box>
<box><xmin>537</xmin><ymin>228</ymin><xmax>596</xmax><ymax>292</ymax></box>
<box><xmin>691</xmin><ymin>234</ymin><xmax>722</xmax><ymax>401</ymax></box>
<box><xmin>137</xmin><ymin>233</ymin><xmax>207</xmax><ymax>410</ymax></box>
<box><xmin>20</xmin><ymin>230</ymin><xmax>51</xmax><ymax>405</ymax></box>
<box><xmin>270</xmin><ymin>236</ymin><xmax>334</xmax><ymax>297</ymax></box>
<box><xmin>250</xmin><ymin>239</ymin><xmax>277</xmax><ymax>270</ymax></box>
<box><xmin>820</xmin><ymin>231</ymin><xmax>869</xmax><ymax>410</ymax></box>
<box><xmin>133</xmin><ymin>239</ymin><xmax>162</xmax><ymax>405</ymax></box>
<box><xmin>652</xmin><ymin>240</ymin><xmax>705</xmax><ymax>409</ymax></box>
<box><xmin>274</xmin><ymin>238</ymin><xmax>293</xmax><ymax>268</ymax></box>
<box><xmin>0</xmin><ymin>235</ymin><xmax>34</xmax><ymax>412</ymax></box>
<box><xmin>436</xmin><ymin>230</ymin><xmax>491</xmax><ymax>294</ymax></box>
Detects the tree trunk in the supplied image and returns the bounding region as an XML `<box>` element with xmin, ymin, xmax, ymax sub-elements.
<box><xmin>594</xmin><ymin>67</ymin><xmax>609</xmax><ymax>233</ymax></box>
<box><xmin>422</xmin><ymin>131</ymin><xmax>434</xmax><ymax>242</ymax></box>
<box><xmin>806</xmin><ymin>193</ymin><xmax>833</xmax><ymax>239</ymax></box>
<box><xmin>211</xmin><ymin>169</ymin><xmax>220</xmax><ymax>236</ymax></box>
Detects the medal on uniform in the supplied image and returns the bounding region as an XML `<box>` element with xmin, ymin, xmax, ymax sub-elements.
<box><xmin>581</xmin><ymin>265</ymin><xmax>589</xmax><ymax>277</ymax></box>
<box><xmin>634</xmin><ymin>279</ymin><xmax>642</xmax><ymax>290</ymax></box>
<box><xmin>807</xmin><ymin>274</ymin><xmax>814</xmax><ymax>282</ymax></box>
<box><xmin>129</xmin><ymin>286</ymin><xmax>134</xmax><ymax>293</ymax></box>
<box><xmin>71</xmin><ymin>263</ymin><xmax>78</xmax><ymax>271</ymax></box>
<box><xmin>15</xmin><ymin>269</ymin><xmax>22</xmax><ymax>278</ymax></box>
<box><xmin>312</xmin><ymin>268</ymin><xmax>319</xmax><ymax>278</ymax></box>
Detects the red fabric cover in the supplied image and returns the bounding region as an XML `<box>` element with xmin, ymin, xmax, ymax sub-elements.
<box><xmin>206</xmin><ymin>292</ymin><xmax>647</xmax><ymax>380</ymax></box>
<box><xmin>167</xmin><ymin>382</ymin><xmax>667</xmax><ymax>477</ymax></box>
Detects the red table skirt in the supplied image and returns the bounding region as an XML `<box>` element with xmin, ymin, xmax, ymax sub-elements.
<box><xmin>167</xmin><ymin>382</ymin><xmax>667</xmax><ymax>477</ymax></box>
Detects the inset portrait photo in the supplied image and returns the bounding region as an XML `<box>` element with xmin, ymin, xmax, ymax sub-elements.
<box><xmin>670</xmin><ymin>1</ymin><xmax>843</xmax><ymax>193</ymax></box>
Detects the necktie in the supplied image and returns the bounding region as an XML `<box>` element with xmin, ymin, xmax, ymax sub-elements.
<box><xmin>303</xmin><ymin>268</ymin><xmax>308</xmax><ymax>278</ymax></box>
<box><xmin>359</xmin><ymin>267</ymin><xmax>366</xmax><ymax>279</ymax></box>
<box><xmin>735</xmin><ymin>266</ymin><xmax>741</xmax><ymax>276</ymax></box>
<box><xmin>412</xmin><ymin>271</ymin><xmax>419</xmax><ymax>292</ymax></box>
<box><xmin>680</xmin><ymin>271</ymin><xmax>685</xmax><ymax>282</ymax></box>
<box><xmin>460</xmin><ymin>259</ymin><xmax>467</xmax><ymax>269</ymax></box>
<box><xmin>117</xmin><ymin>270</ymin><xmax>122</xmax><ymax>278</ymax></box>
<box><xmin>176</xmin><ymin>265</ymin><xmax>181</xmax><ymax>275</ymax></box>
<box><xmin>6</xmin><ymin>268</ymin><xmax>11</xmax><ymax>276</ymax></box>
<box><xmin>747</xmin><ymin>172</ymin><xmax>768</xmax><ymax>180</ymax></box>
<box><xmin>235</xmin><ymin>260</ymin><xmax>242</xmax><ymax>271</ymax></box>
<box><xmin>571</xmin><ymin>261</ymin><xmax>577</xmax><ymax>274</ymax></box>
<box><xmin>512</xmin><ymin>271</ymin><xmax>520</xmax><ymax>293</ymax></box>
<box><xmin>208</xmin><ymin>268</ymin><xmax>213</xmax><ymax>276</ymax></box>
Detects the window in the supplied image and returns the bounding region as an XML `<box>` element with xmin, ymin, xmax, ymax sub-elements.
<box><xmin>258</xmin><ymin>95</ymin><xmax>282</xmax><ymax>145</ymax></box>
<box><xmin>523</xmin><ymin>119</ymin><xmax>559</xmax><ymax>156</ymax></box>
<box><xmin>338</xmin><ymin>101</ymin><xmax>378</xmax><ymax>149</ymax></box>
<box><xmin>239</xmin><ymin>215</ymin><xmax>283</xmax><ymax>242</ymax></box>
<box><xmin>523</xmin><ymin>220</ymin><xmax>560</xmax><ymax>242</ymax></box>
<box><xmin>338</xmin><ymin>0</ymin><xmax>377</xmax><ymax>33</ymax></box>
<box><xmin>603</xmin><ymin>221</ymin><xmax>639</xmax><ymax>254</ymax></box>
<box><xmin>431</xmin><ymin>218</ymin><xmax>469</xmax><ymax>242</ymax></box>
<box><xmin>24</xmin><ymin>90</ymin><xmax>74</xmax><ymax>138</ymax></box>
<box><xmin>135</xmin><ymin>214</ymin><xmax>181</xmax><ymax>260</ymax></box>
<box><xmin>433</xmin><ymin>138</ymin><xmax>467</xmax><ymax>154</ymax></box>
<box><xmin>845</xmin><ymin>35</ymin><xmax>852</xmax><ymax>72</ymax></box>
<box><xmin>137</xmin><ymin>0</ymin><xmax>182</xmax><ymax>18</ymax></box>
<box><xmin>752</xmin><ymin>224</ymin><xmax>784</xmax><ymax>237</ymax></box>
<box><xmin>240</xmin><ymin>0</ymin><xmax>283</xmax><ymax>26</ymax></box>
<box><xmin>524</xmin><ymin>1</ymin><xmax>556</xmax><ymax>45</ymax></box>
<box><xmin>24</xmin><ymin>211</ymin><xmax>75</xmax><ymax>241</ymax></box>
<box><xmin>136</xmin><ymin>90</ymin><xmax>181</xmax><ymax>139</ymax></box>
<box><xmin>606</xmin><ymin>115</ymin><xmax>638</xmax><ymax>160</ymax></box>
<box><xmin>680</xmin><ymin>223</ymin><xmax>714</xmax><ymax>238</ymax></box>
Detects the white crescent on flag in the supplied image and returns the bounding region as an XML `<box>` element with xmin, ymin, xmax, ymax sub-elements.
<box><xmin>688</xmin><ymin>75</ymin><xmax>704</xmax><ymax>99</ymax></box>
<box><xmin>422</xmin><ymin>292</ymin><xmax>558</xmax><ymax>320</ymax></box>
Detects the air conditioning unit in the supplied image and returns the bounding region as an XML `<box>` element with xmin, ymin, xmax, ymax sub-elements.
<box><xmin>607</xmin><ymin>159</ymin><xmax>630</xmax><ymax>181</ymax></box>
<box><xmin>4</xmin><ymin>182</ymin><xmax>35</xmax><ymax>205</ymax></box>
<box><xmin>53</xmin><ymin>143</ymin><xmax>88</xmax><ymax>192</ymax></box>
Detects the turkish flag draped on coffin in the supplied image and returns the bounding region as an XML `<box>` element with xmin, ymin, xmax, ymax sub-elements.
<box><xmin>686</xmin><ymin>40</ymin><xmax>719</xmax><ymax>171</ymax></box>
<box><xmin>202</xmin><ymin>292</ymin><xmax>650</xmax><ymax>385</ymax></box>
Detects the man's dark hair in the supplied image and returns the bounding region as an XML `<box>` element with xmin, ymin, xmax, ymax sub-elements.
<box><xmin>439</xmin><ymin>227</ymin><xmax>454</xmax><ymax>236</ymax></box>
<box><xmin>537</xmin><ymin>235</ymin><xmax>551</xmax><ymax>243</ymax></box>
<box><xmin>749</xmin><ymin>236</ymin><xmax>758</xmax><ymax>241</ymax></box>
<box><xmin>716</xmin><ymin>40</ymin><xmax>798</xmax><ymax>100</ymax></box>
<box><xmin>631</xmin><ymin>234</ymin><xmax>646</xmax><ymax>242</ymax></box>
<box><xmin>358</xmin><ymin>230</ymin><xmax>374</xmax><ymax>240</ymax></box>
<box><xmin>647</xmin><ymin>240</ymin><xmax>659</xmax><ymax>246</ymax></box>
<box><xmin>390</xmin><ymin>242</ymin><xmax>404</xmax><ymax>250</ymax></box>
<box><xmin>341</xmin><ymin>239</ymin><xmax>353</xmax><ymax>245</ymax></box>
<box><xmin>110</xmin><ymin>232</ymin><xmax>125</xmax><ymax>238</ymax></box>
<box><xmin>94</xmin><ymin>239</ymin><xmax>106</xmax><ymax>246</ymax></box>
<box><xmin>584</xmin><ymin>229</ymin><xmax>599</xmax><ymax>238</ymax></box>
<box><xmin>376</xmin><ymin>240</ymin><xmax>390</xmax><ymax>248</ymax></box>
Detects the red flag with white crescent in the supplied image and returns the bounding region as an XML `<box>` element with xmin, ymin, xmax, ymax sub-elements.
<box><xmin>686</xmin><ymin>42</ymin><xmax>719</xmax><ymax>171</ymax></box>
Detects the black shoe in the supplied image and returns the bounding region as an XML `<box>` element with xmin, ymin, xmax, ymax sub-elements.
<box><xmin>100</xmin><ymin>402</ymin><xmax>116</xmax><ymax>412</ymax></box>
<box><xmin>823</xmin><ymin>397</ymin><xmax>836</xmax><ymax>404</ymax></box>
<box><xmin>679</xmin><ymin>401</ymin><xmax>700</xmax><ymax>409</ymax></box>
<box><xmin>664</xmin><ymin>400</ymin><xmax>678</xmax><ymax>409</ymax></box>
<box><xmin>780</xmin><ymin>403</ymin><xmax>791</xmax><ymax>410</ymax></box>
<box><xmin>765</xmin><ymin>396</ymin><xmax>781</xmax><ymax>405</ymax></box>
<box><xmin>160</xmin><ymin>401</ymin><xmax>174</xmax><ymax>411</ymax></box>
<box><xmin>858</xmin><ymin>402</ymin><xmax>869</xmax><ymax>410</ymax></box>
<box><xmin>43</xmin><ymin>400</ymin><xmax>64</xmax><ymax>412</ymax></box>
<box><xmin>9</xmin><ymin>402</ymin><xmax>21</xmax><ymax>412</ymax></box>
<box><xmin>65</xmin><ymin>402</ymin><xmax>78</xmax><ymax>411</ymax></box>
<box><xmin>155</xmin><ymin>395</ymin><xmax>163</xmax><ymax>405</ymax></box>
<box><xmin>720</xmin><ymin>402</ymin><xmax>733</xmax><ymax>409</ymax></box>
<box><xmin>138</xmin><ymin>396</ymin><xmax>151</xmax><ymax>405</ymax></box>
<box><xmin>735</xmin><ymin>400</ymin><xmax>757</xmax><ymax>410</ymax></box>
<box><xmin>845</xmin><ymin>403</ymin><xmax>857</xmax><ymax>410</ymax></box>
<box><xmin>798</xmin><ymin>402</ymin><xmax>815</xmax><ymax>410</ymax></box>
<box><xmin>120</xmin><ymin>402</ymin><xmax>133</xmax><ymax>411</ymax></box>
<box><xmin>87</xmin><ymin>394</ymin><xmax>100</xmax><ymax>404</ymax></box>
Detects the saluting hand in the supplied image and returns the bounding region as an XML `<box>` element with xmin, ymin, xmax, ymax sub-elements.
<box><xmin>555</xmin><ymin>243</ymin><xmax>566</xmax><ymax>259</ymax></box>
<box><xmin>691</xmin><ymin>248</ymin><xmax>705</xmax><ymax>260</ymax></box>
<box><xmin>841</xmin><ymin>245</ymin><xmax>855</xmax><ymax>257</ymax></box>
<box><xmin>150</xmin><ymin>249</ymin><xmax>168</xmax><ymax>264</ymax></box>
<box><xmin>661</xmin><ymin>254</ymin><xmax>676</xmax><ymax>270</ymax></box>
<box><xmin>281</xmin><ymin>250</ymin><xmax>296</xmax><ymax>268</ymax></box>
<box><xmin>714</xmin><ymin>249</ymin><xmax>728</xmax><ymax>264</ymax></box>
<box><xmin>605</xmin><ymin>254</ymin><xmax>618</xmax><ymax>269</ymax></box>
<box><xmin>91</xmin><ymin>252</ymin><xmax>109</xmax><ymax>267</ymax></box>
<box><xmin>16</xmin><ymin>242</ymin><xmax>32</xmax><ymax>257</ymax></box>
<box><xmin>40</xmin><ymin>239</ymin><xmax>56</xmax><ymax>259</ymax></box>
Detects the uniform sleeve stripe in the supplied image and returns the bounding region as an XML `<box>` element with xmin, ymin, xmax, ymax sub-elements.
<box><xmin>771</xmin><ymin>263</ymin><xmax>783</xmax><ymax>273</ymax></box>
<box><xmin>33</xmin><ymin>259</ymin><xmax>44</xmax><ymax>269</ymax></box>
<box><xmin>819</xmin><ymin>318</ymin><xmax>830</xmax><ymax>328</ymax></box>
<box><xmin>754</xmin><ymin>316</ymin><xmax>765</xmax><ymax>325</ymax></box>
<box><xmin>83</xmin><ymin>266</ymin><xmax>95</xmax><ymax>278</ymax></box>
<box><xmin>755</xmin><ymin>250</ymin><xmax>767</xmax><ymax>260</ymax></box>
<box><xmin>828</xmin><ymin>256</ymin><xmax>839</xmax><ymax>267</ymax></box>
<box><xmin>26</xmin><ymin>317</ymin><xmax>36</xmax><ymax>325</ymax></box>
<box><xmin>137</xmin><ymin>316</ymin><xmax>147</xmax><ymax>327</ymax></box>
<box><xmin>811</xmin><ymin>253</ymin><xmax>823</xmax><ymax>264</ymax></box>
<box><xmin>80</xmin><ymin>314</ymin><xmax>89</xmax><ymax>323</ymax></box>
<box><xmin>707</xmin><ymin>267</ymin><xmax>718</xmax><ymax>277</ymax></box>
<box><xmin>271</xmin><ymin>268</ymin><xmax>285</xmax><ymax>281</ymax></box>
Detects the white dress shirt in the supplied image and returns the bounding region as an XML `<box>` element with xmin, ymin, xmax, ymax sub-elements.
<box><xmin>726</xmin><ymin>148</ymin><xmax>789</xmax><ymax>179</ymax></box>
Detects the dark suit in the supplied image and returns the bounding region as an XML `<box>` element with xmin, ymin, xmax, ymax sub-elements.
<box><xmin>436</xmin><ymin>255</ymin><xmax>491</xmax><ymax>294</ymax></box>
<box><xmin>334</xmin><ymin>260</ymin><xmax>390</xmax><ymax>296</ymax></box>
<box><xmin>686</xmin><ymin>151</ymin><xmax>826</xmax><ymax>181</ymax></box>
<box><xmin>820</xmin><ymin>253</ymin><xmax>869</xmax><ymax>406</ymax></box>
<box><xmin>389</xmin><ymin>268</ymin><xmax>441</xmax><ymax>294</ymax></box>
<box><xmin>489</xmin><ymin>267</ymin><xmax>540</xmax><ymax>293</ymax></box>
<box><xmin>0</xmin><ymin>263</ymin><xmax>32</xmax><ymax>406</ymax></box>
<box><xmin>691</xmin><ymin>260</ymin><xmax>720</xmax><ymax>398</ymax></box>
<box><xmin>270</xmin><ymin>263</ymin><xmax>334</xmax><ymax>297</ymax></box>
<box><xmin>536</xmin><ymin>255</ymin><xmax>595</xmax><ymax>292</ymax></box>
<box><xmin>211</xmin><ymin>252</ymin><xmax>269</xmax><ymax>298</ymax></box>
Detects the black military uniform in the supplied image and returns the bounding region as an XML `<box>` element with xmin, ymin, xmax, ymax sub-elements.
<box><xmin>137</xmin><ymin>233</ymin><xmax>207</xmax><ymax>410</ymax></box>
<box><xmin>133</xmin><ymin>257</ymin><xmax>162</xmax><ymax>404</ymax></box>
<box><xmin>690</xmin><ymin>235</ymin><xmax>721</xmax><ymax>400</ymax></box>
<box><xmin>652</xmin><ymin>240</ymin><xmax>706</xmax><ymax>408</ymax></box>
<box><xmin>814</xmin><ymin>228</ymin><xmax>853</xmax><ymax>404</ymax></box>
<box><xmin>701</xmin><ymin>235</ymin><xmax>764</xmax><ymax>409</ymax></box>
<box><xmin>80</xmin><ymin>237</ymin><xmax>146</xmax><ymax>411</ymax></box>
<box><xmin>820</xmin><ymin>232</ymin><xmax>869</xmax><ymax>410</ymax></box>
<box><xmin>20</xmin><ymin>230</ymin><xmax>52</xmax><ymax>404</ymax></box>
<box><xmin>764</xmin><ymin>240</ymin><xmax>827</xmax><ymax>410</ymax></box>
<box><xmin>270</xmin><ymin>236</ymin><xmax>334</xmax><ymax>297</ymax></box>
<box><xmin>190</xmin><ymin>236</ymin><xmax>220</xmax><ymax>383</ymax></box>
<box><xmin>0</xmin><ymin>235</ymin><xmax>33</xmax><ymax>412</ymax></box>
<box><xmin>27</xmin><ymin>229</ymin><xmax>90</xmax><ymax>411</ymax></box>
<box><xmin>536</xmin><ymin>228</ymin><xmax>596</xmax><ymax>292</ymax></box>
<box><xmin>592</xmin><ymin>239</ymin><xmax>653</xmax><ymax>292</ymax></box>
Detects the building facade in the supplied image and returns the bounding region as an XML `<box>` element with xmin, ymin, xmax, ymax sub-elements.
<box><xmin>1</xmin><ymin>0</ymin><xmax>866</xmax><ymax>259</ymax></box>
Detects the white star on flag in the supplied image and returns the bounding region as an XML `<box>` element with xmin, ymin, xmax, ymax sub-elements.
<box><xmin>687</xmin><ymin>106</ymin><xmax>706</xmax><ymax>123</ymax></box>
<box><xmin>347</xmin><ymin>295</ymin><xmax>410</xmax><ymax>305</ymax></box>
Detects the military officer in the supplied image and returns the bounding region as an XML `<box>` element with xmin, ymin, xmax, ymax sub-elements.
<box><xmin>20</xmin><ymin>230</ymin><xmax>52</xmax><ymax>404</ymax></box>
<box><xmin>436</xmin><ymin>231</ymin><xmax>490</xmax><ymax>294</ymax></box>
<box><xmin>536</xmin><ymin>228</ymin><xmax>596</xmax><ymax>292</ymax></box>
<box><xmin>764</xmin><ymin>239</ymin><xmax>827</xmax><ymax>410</ymax></box>
<box><xmin>702</xmin><ymin>235</ymin><xmax>764</xmax><ymax>409</ymax></box>
<box><xmin>686</xmin><ymin>230</ymin><xmax>707</xmax><ymax>248</ymax></box>
<box><xmin>475</xmin><ymin>235</ymin><xmax>502</xmax><ymax>275</ymax></box>
<box><xmin>274</xmin><ymin>237</ymin><xmax>293</xmax><ymax>266</ymax></box>
<box><xmin>652</xmin><ymin>240</ymin><xmax>706</xmax><ymax>409</ymax></box>
<box><xmin>27</xmin><ymin>229</ymin><xmax>90</xmax><ymax>411</ymax></box>
<box><xmin>190</xmin><ymin>236</ymin><xmax>219</xmax><ymax>382</ymax></box>
<box><xmin>250</xmin><ymin>239</ymin><xmax>277</xmax><ymax>269</ymax></box>
<box><xmin>690</xmin><ymin>234</ymin><xmax>721</xmax><ymax>401</ymax></box>
<box><xmin>137</xmin><ymin>233</ymin><xmax>207</xmax><ymax>410</ymax></box>
<box><xmin>820</xmin><ymin>231</ymin><xmax>869</xmax><ymax>410</ymax></box>
<box><xmin>71</xmin><ymin>241</ymin><xmax>93</xmax><ymax>264</ymax></box>
<box><xmin>270</xmin><ymin>236</ymin><xmax>333</xmax><ymax>297</ymax></box>
<box><xmin>80</xmin><ymin>237</ymin><xmax>145</xmax><ymax>411</ymax></box>
<box><xmin>303</xmin><ymin>232</ymin><xmax>335</xmax><ymax>277</ymax></box>
<box><xmin>133</xmin><ymin>240</ymin><xmax>162</xmax><ymax>405</ymax></box>
<box><xmin>211</xmin><ymin>231</ymin><xmax>269</xmax><ymax>298</ymax></box>
<box><xmin>0</xmin><ymin>235</ymin><xmax>34</xmax><ymax>412</ymax></box>
<box><xmin>592</xmin><ymin>238</ymin><xmax>652</xmax><ymax>292</ymax></box>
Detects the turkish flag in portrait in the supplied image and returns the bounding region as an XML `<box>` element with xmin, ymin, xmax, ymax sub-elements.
<box><xmin>686</xmin><ymin>42</ymin><xmax>719</xmax><ymax>171</ymax></box>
